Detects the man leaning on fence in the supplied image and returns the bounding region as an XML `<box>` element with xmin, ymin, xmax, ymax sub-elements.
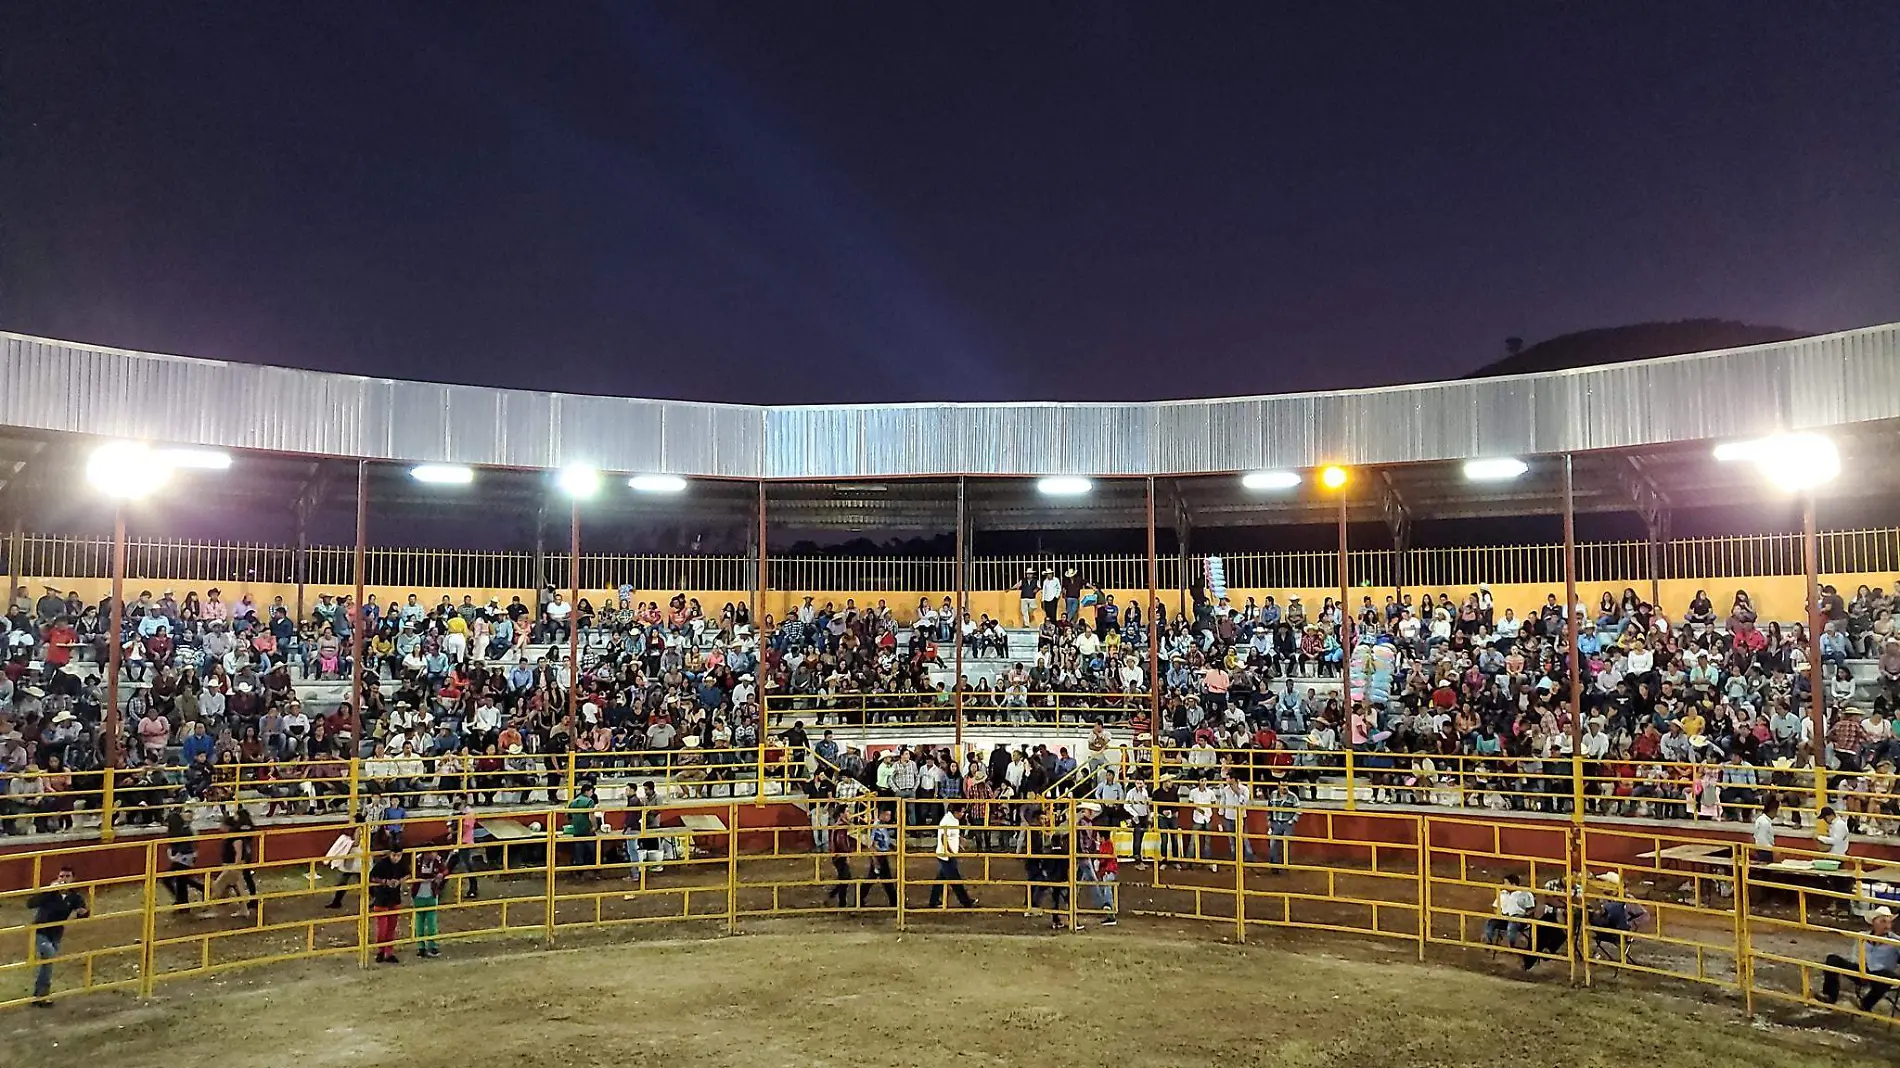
<box><xmin>1818</xmin><ymin>905</ymin><xmax>1900</xmax><ymax>1012</ymax></box>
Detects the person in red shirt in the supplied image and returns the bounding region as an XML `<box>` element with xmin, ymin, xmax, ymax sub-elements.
<box><xmin>1630</xmin><ymin>722</ymin><xmax>1662</xmax><ymax>761</ymax></box>
<box><xmin>1092</xmin><ymin>828</ymin><xmax>1119</xmax><ymax>925</ymax></box>
<box><xmin>42</xmin><ymin>619</ymin><xmax>78</xmax><ymax>670</ymax></box>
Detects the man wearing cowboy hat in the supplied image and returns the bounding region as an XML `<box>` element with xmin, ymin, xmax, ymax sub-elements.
<box><xmin>1818</xmin><ymin>906</ymin><xmax>1900</xmax><ymax>1011</ymax></box>
<box><xmin>1038</xmin><ymin>569</ymin><xmax>1061</xmax><ymax>625</ymax></box>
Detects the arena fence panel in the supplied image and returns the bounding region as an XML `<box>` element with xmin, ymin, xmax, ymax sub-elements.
<box><xmin>8</xmin><ymin>802</ymin><xmax>1900</xmax><ymax>1026</ymax></box>
<box><xmin>1576</xmin><ymin>825</ymin><xmax>1744</xmax><ymax>993</ymax></box>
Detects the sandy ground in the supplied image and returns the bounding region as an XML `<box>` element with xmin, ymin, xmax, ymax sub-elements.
<box><xmin>1</xmin><ymin>929</ymin><xmax>1890</xmax><ymax>1068</ymax></box>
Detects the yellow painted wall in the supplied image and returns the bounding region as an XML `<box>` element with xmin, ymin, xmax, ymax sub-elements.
<box><xmin>19</xmin><ymin>572</ymin><xmax>1889</xmax><ymax>629</ymax></box>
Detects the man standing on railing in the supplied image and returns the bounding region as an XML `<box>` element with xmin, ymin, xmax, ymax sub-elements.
<box><xmin>1818</xmin><ymin>906</ymin><xmax>1900</xmax><ymax>1011</ymax></box>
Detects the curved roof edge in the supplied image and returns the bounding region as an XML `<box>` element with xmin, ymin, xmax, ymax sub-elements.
<box><xmin>3</xmin><ymin>324</ymin><xmax>1896</xmax><ymax>480</ymax></box>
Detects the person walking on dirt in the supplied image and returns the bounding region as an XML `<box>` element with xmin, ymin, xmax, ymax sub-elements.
<box><xmin>163</xmin><ymin>805</ymin><xmax>205</xmax><ymax>908</ymax></box>
<box><xmin>825</xmin><ymin>808</ymin><xmax>858</xmax><ymax>908</ymax></box>
<box><xmin>928</xmin><ymin>804</ymin><xmax>976</xmax><ymax>909</ymax></box>
<box><xmin>322</xmin><ymin>821</ymin><xmax>367</xmax><ymax>910</ymax></box>
<box><xmin>27</xmin><ymin>865</ymin><xmax>88</xmax><ymax>1007</ymax></box>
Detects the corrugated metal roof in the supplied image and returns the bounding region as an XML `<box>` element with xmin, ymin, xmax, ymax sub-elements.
<box><xmin>4</xmin><ymin>324</ymin><xmax>1897</xmax><ymax>479</ymax></box>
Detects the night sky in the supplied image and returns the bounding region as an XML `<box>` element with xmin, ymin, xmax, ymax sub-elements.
<box><xmin>3</xmin><ymin>3</ymin><xmax>1897</xmax><ymax>406</ymax></box>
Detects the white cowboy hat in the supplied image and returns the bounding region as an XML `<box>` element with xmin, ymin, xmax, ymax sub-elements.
<box><xmin>506</xmin><ymin>743</ymin><xmax>524</xmax><ymax>755</ymax></box>
<box><xmin>683</xmin><ymin>736</ymin><xmax>702</xmax><ymax>749</ymax></box>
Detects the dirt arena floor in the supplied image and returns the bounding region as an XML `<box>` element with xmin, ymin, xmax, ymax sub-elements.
<box><xmin>2</xmin><ymin>928</ymin><xmax>1890</xmax><ymax>1068</ymax></box>
<box><xmin>2</xmin><ymin>817</ymin><xmax>1894</xmax><ymax>1064</ymax></box>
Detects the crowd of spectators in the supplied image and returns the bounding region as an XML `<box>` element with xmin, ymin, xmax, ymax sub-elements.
<box><xmin>4</xmin><ymin>571</ymin><xmax>1900</xmax><ymax>838</ymax></box>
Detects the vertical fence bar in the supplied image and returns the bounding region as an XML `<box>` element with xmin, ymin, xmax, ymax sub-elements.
<box><xmin>1147</xmin><ymin>477</ymin><xmax>1160</xmax><ymax>739</ymax></box>
<box><xmin>350</xmin><ymin>460</ymin><xmax>367</xmax><ymax>751</ymax></box>
<box><xmin>895</xmin><ymin>802</ymin><xmax>909</xmax><ymax>931</ymax></box>
<box><xmin>566</xmin><ymin>498</ymin><xmax>580</xmax><ymax>739</ymax></box>
<box><xmin>103</xmin><ymin>504</ymin><xmax>125</xmax><ymax>840</ymax></box>
<box><xmin>543</xmin><ymin>817</ymin><xmax>559</xmax><ymax>947</ymax></box>
<box><xmin>954</xmin><ymin>477</ymin><xmax>966</xmax><ymax>754</ymax></box>
<box><xmin>1338</xmin><ymin>487</ymin><xmax>1351</xmax><ymax>667</ymax></box>
<box><xmin>1564</xmin><ymin>454</ymin><xmax>1583</xmax><ymax>824</ymax></box>
<box><xmin>139</xmin><ymin>839</ymin><xmax>159</xmax><ymax>998</ymax></box>
<box><xmin>727</xmin><ymin>803</ymin><xmax>739</xmax><ymax>935</ymax></box>
<box><xmin>1804</xmin><ymin>493</ymin><xmax>1827</xmax><ymax>812</ymax></box>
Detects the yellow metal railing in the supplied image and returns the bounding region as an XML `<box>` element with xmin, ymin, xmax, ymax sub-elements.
<box><xmin>7</xmin><ymin>798</ymin><xmax>1900</xmax><ymax>1025</ymax></box>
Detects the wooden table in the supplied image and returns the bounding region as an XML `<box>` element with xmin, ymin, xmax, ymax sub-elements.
<box><xmin>1635</xmin><ymin>843</ymin><xmax>1733</xmax><ymax>869</ymax></box>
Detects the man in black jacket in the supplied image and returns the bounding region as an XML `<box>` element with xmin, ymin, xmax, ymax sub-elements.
<box><xmin>28</xmin><ymin>865</ymin><xmax>89</xmax><ymax>1006</ymax></box>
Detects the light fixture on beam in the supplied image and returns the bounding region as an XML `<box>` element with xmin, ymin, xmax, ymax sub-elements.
<box><xmin>1037</xmin><ymin>476</ymin><xmax>1093</xmax><ymax>497</ymax></box>
<box><xmin>410</xmin><ymin>464</ymin><xmax>475</xmax><ymax>485</ymax></box>
<box><xmin>86</xmin><ymin>441</ymin><xmax>173</xmax><ymax>500</ymax></box>
<box><xmin>1463</xmin><ymin>457</ymin><xmax>1529</xmax><ymax>481</ymax></box>
<box><xmin>1715</xmin><ymin>433</ymin><xmax>1839</xmax><ymax>490</ymax></box>
<box><xmin>628</xmin><ymin>474</ymin><xmax>688</xmax><ymax>493</ymax></box>
<box><xmin>558</xmin><ymin>465</ymin><xmax>603</xmax><ymax>499</ymax></box>
<box><xmin>1241</xmin><ymin>470</ymin><xmax>1301</xmax><ymax>490</ymax></box>
<box><xmin>1318</xmin><ymin>465</ymin><xmax>1350</xmax><ymax>490</ymax></box>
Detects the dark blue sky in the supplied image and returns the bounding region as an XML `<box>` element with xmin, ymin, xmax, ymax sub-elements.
<box><xmin>3</xmin><ymin>2</ymin><xmax>1896</xmax><ymax>405</ymax></box>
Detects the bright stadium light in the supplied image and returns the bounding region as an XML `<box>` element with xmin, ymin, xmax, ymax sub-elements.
<box><xmin>1463</xmin><ymin>457</ymin><xmax>1529</xmax><ymax>482</ymax></box>
<box><xmin>86</xmin><ymin>441</ymin><xmax>174</xmax><ymax>500</ymax></box>
<box><xmin>628</xmin><ymin>474</ymin><xmax>688</xmax><ymax>493</ymax></box>
<box><xmin>1037</xmin><ymin>476</ymin><xmax>1093</xmax><ymax>497</ymax></box>
<box><xmin>1714</xmin><ymin>433</ymin><xmax>1839</xmax><ymax>490</ymax></box>
<box><xmin>157</xmin><ymin>447</ymin><xmax>233</xmax><ymax>470</ymax></box>
<box><xmin>1241</xmin><ymin>470</ymin><xmax>1302</xmax><ymax>490</ymax></box>
<box><xmin>558</xmin><ymin>465</ymin><xmax>603</xmax><ymax>499</ymax></box>
<box><xmin>410</xmin><ymin>464</ymin><xmax>475</xmax><ymax>485</ymax></box>
<box><xmin>1318</xmin><ymin>465</ymin><xmax>1350</xmax><ymax>490</ymax></box>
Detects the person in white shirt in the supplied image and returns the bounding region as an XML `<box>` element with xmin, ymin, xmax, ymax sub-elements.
<box><xmin>1187</xmin><ymin>780</ymin><xmax>1218</xmax><ymax>869</ymax></box>
<box><xmin>544</xmin><ymin>595</ymin><xmax>573</xmax><ymax>644</ymax></box>
<box><xmin>1123</xmin><ymin>781</ymin><xmax>1152</xmax><ymax>860</ymax></box>
<box><xmin>928</xmin><ymin>806</ymin><xmax>975</xmax><ymax>908</ymax></box>
<box><xmin>1484</xmin><ymin>874</ymin><xmax>1538</xmax><ymax>949</ymax></box>
<box><xmin>1818</xmin><ymin>804</ymin><xmax>1852</xmax><ymax>856</ymax></box>
<box><xmin>1218</xmin><ymin>775</ymin><xmax>1256</xmax><ymax>866</ymax></box>
<box><xmin>1752</xmin><ymin>795</ymin><xmax>1781</xmax><ymax>864</ymax></box>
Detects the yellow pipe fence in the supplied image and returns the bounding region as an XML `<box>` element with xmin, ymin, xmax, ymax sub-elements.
<box><xmin>8</xmin><ymin>799</ymin><xmax>1900</xmax><ymax>1029</ymax></box>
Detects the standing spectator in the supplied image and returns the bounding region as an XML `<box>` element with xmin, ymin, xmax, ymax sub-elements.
<box><xmin>927</xmin><ymin>804</ymin><xmax>976</xmax><ymax>909</ymax></box>
<box><xmin>411</xmin><ymin>848</ymin><xmax>446</xmax><ymax>958</ymax></box>
<box><xmin>1265</xmin><ymin>780</ymin><xmax>1302</xmax><ymax>868</ymax></box>
<box><xmin>26</xmin><ymin>865</ymin><xmax>88</xmax><ymax>1007</ymax></box>
<box><xmin>369</xmin><ymin>842</ymin><xmax>407</xmax><ymax>963</ymax></box>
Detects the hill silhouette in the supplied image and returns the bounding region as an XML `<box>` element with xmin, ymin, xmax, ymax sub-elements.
<box><xmin>1465</xmin><ymin>319</ymin><xmax>1807</xmax><ymax>378</ymax></box>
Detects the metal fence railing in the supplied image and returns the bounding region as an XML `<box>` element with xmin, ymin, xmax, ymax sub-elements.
<box><xmin>6</xmin><ymin>528</ymin><xmax>1899</xmax><ymax>595</ymax></box>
